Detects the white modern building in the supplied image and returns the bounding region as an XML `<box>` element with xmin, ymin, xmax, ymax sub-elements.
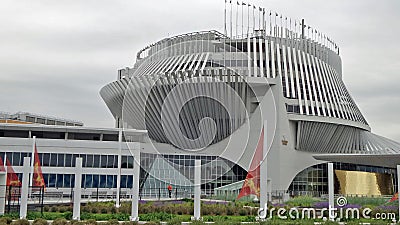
<box><xmin>0</xmin><ymin>123</ymin><xmax>145</xmax><ymax>196</ymax></box>
<box><xmin>100</xmin><ymin>9</ymin><xmax>400</xmax><ymax>196</ymax></box>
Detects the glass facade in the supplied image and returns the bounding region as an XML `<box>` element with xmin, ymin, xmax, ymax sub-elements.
<box><xmin>0</xmin><ymin>151</ymin><xmax>246</xmax><ymax>195</ymax></box>
<box><xmin>288</xmin><ymin>162</ymin><xmax>397</xmax><ymax>197</ymax></box>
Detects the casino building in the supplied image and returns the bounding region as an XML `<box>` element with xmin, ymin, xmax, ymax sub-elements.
<box><xmin>100</xmin><ymin>7</ymin><xmax>400</xmax><ymax>197</ymax></box>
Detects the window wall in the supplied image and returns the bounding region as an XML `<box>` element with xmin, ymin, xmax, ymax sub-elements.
<box><xmin>0</xmin><ymin>152</ymin><xmax>134</xmax><ymax>168</ymax></box>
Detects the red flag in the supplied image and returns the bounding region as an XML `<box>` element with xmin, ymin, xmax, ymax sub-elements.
<box><xmin>389</xmin><ymin>192</ymin><xmax>398</xmax><ymax>202</ymax></box>
<box><xmin>237</xmin><ymin>128</ymin><xmax>264</xmax><ymax>199</ymax></box>
<box><xmin>5</xmin><ymin>158</ymin><xmax>21</xmax><ymax>186</ymax></box>
<box><xmin>33</xmin><ymin>145</ymin><xmax>46</xmax><ymax>189</ymax></box>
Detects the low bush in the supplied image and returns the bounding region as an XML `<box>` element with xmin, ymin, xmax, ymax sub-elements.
<box><xmin>121</xmin><ymin>222</ymin><xmax>138</xmax><ymax>225</ymax></box>
<box><xmin>285</xmin><ymin>196</ymin><xmax>319</xmax><ymax>207</ymax></box>
<box><xmin>51</xmin><ymin>218</ymin><xmax>69</xmax><ymax>225</ymax></box>
<box><xmin>139</xmin><ymin>212</ymin><xmax>174</xmax><ymax>222</ymax></box>
<box><xmin>10</xmin><ymin>219</ymin><xmax>29</xmax><ymax>225</ymax></box>
<box><xmin>143</xmin><ymin>222</ymin><xmax>160</xmax><ymax>225</ymax></box>
<box><xmin>32</xmin><ymin>218</ymin><xmax>48</xmax><ymax>225</ymax></box>
<box><xmin>166</xmin><ymin>217</ymin><xmax>184</xmax><ymax>225</ymax></box>
<box><xmin>323</xmin><ymin>220</ymin><xmax>339</xmax><ymax>225</ymax></box>
<box><xmin>105</xmin><ymin>219</ymin><xmax>119</xmax><ymax>225</ymax></box>
<box><xmin>84</xmin><ymin>219</ymin><xmax>97</xmax><ymax>225</ymax></box>
<box><xmin>0</xmin><ymin>217</ymin><xmax>12</xmax><ymax>225</ymax></box>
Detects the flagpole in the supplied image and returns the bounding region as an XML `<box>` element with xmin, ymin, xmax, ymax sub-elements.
<box><xmin>224</xmin><ymin>0</ymin><xmax>227</xmax><ymax>36</ymax></box>
<box><xmin>30</xmin><ymin>136</ymin><xmax>36</xmax><ymax>188</ymax></box>
<box><xmin>230</xmin><ymin>1</ymin><xmax>233</xmax><ymax>38</ymax></box>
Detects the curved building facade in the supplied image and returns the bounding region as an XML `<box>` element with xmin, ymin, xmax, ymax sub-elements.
<box><xmin>101</xmin><ymin>13</ymin><xmax>400</xmax><ymax>196</ymax></box>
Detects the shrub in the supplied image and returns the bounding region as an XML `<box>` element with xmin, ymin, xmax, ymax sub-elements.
<box><xmin>121</xmin><ymin>221</ymin><xmax>138</xmax><ymax>225</ymax></box>
<box><xmin>139</xmin><ymin>212</ymin><xmax>174</xmax><ymax>222</ymax></box>
<box><xmin>166</xmin><ymin>217</ymin><xmax>184</xmax><ymax>225</ymax></box>
<box><xmin>345</xmin><ymin>221</ymin><xmax>360</xmax><ymax>225</ymax></box>
<box><xmin>323</xmin><ymin>220</ymin><xmax>339</xmax><ymax>225</ymax></box>
<box><xmin>91</xmin><ymin>207</ymin><xmax>99</xmax><ymax>214</ymax></box>
<box><xmin>143</xmin><ymin>222</ymin><xmax>160</xmax><ymax>225</ymax></box>
<box><xmin>11</xmin><ymin>219</ymin><xmax>29</xmax><ymax>225</ymax></box>
<box><xmin>0</xmin><ymin>217</ymin><xmax>12</xmax><ymax>225</ymax></box>
<box><xmin>101</xmin><ymin>208</ymin><xmax>109</xmax><ymax>214</ymax></box>
<box><xmin>285</xmin><ymin>196</ymin><xmax>319</xmax><ymax>207</ymax></box>
<box><xmin>84</xmin><ymin>219</ymin><xmax>98</xmax><ymax>225</ymax></box>
<box><xmin>32</xmin><ymin>218</ymin><xmax>48</xmax><ymax>225</ymax></box>
<box><xmin>106</xmin><ymin>219</ymin><xmax>119</xmax><ymax>225</ymax></box>
<box><xmin>52</xmin><ymin>218</ymin><xmax>69</xmax><ymax>225</ymax></box>
<box><xmin>190</xmin><ymin>221</ymin><xmax>204</xmax><ymax>225</ymax></box>
<box><xmin>121</xmin><ymin>222</ymin><xmax>137</xmax><ymax>225</ymax></box>
<box><xmin>70</xmin><ymin>221</ymin><xmax>85</xmax><ymax>225</ymax></box>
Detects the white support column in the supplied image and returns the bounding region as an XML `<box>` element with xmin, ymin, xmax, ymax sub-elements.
<box><xmin>29</xmin><ymin>136</ymin><xmax>36</xmax><ymax>187</ymax></box>
<box><xmin>20</xmin><ymin>157</ymin><xmax>30</xmax><ymax>219</ymax></box>
<box><xmin>0</xmin><ymin>172</ymin><xmax>6</xmax><ymax>215</ymax></box>
<box><xmin>73</xmin><ymin>158</ymin><xmax>83</xmax><ymax>221</ymax></box>
<box><xmin>116</xmin><ymin>129</ymin><xmax>122</xmax><ymax>208</ymax></box>
<box><xmin>328</xmin><ymin>162</ymin><xmax>334</xmax><ymax>221</ymax></box>
<box><xmin>260</xmin><ymin>122</ymin><xmax>268</xmax><ymax>214</ymax></box>
<box><xmin>130</xmin><ymin>147</ymin><xmax>140</xmax><ymax>222</ymax></box>
<box><xmin>397</xmin><ymin>165</ymin><xmax>400</xmax><ymax>222</ymax></box>
<box><xmin>192</xmin><ymin>160</ymin><xmax>201</xmax><ymax>221</ymax></box>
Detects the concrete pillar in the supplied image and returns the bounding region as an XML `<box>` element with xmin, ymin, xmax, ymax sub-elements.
<box><xmin>328</xmin><ymin>162</ymin><xmax>334</xmax><ymax>221</ymax></box>
<box><xmin>0</xmin><ymin>172</ymin><xmax>6</xmax><ymax>215</ymax></box>
<box><xmin>192</xmin><ymin>160</ymin><xmax>201</xmax><ymax>221</ymax></box>
<box><xmin>260</xmin><ymin>120</ymin><xmax>268</xmax><ymax>213</ymax></box>
<box><xmin>73</xmin><ymin>158</ymin><xmax>83</xmax><ymax>220</ymax></box>
<box><xmin>397</xmin><ymin>165</ymin><xmax>400</xmax><ymax>222</ymax></box>
<box><xmin>29</xmin><ymin>136</ymin><xmax>36</xmax><ymax>188</ymax></box>
<box><xmin>116</xmin><ymin>129</ymin><xmax>122</xmax><ymax>208</ymax></box>
<box><xmin>20</xmin><ymin>157</ymin><xmax>30</xmax><ymax>219</ymax></box>
<box><xmin>130</xmin><ymin>148</ymin><xmax>140</xmax><ymax>221</ymax></box>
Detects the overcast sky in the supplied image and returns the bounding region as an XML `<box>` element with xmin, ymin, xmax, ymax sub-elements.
<box><xmin>0</xmin><ymin>0</ymin><xmax>399</xmax><ymax>141</ymax></box>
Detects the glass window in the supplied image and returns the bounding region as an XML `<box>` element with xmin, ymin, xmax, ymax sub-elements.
<box><xmin>42</xmin><ymin>153</ymin><xmax>50</xmax><ymax>167</ymax></box>
<box><xmin>48</xmin><ymin>174</ymin><xmax>56</xmax><ymax>187</ymax></box>
<box><xmin>81</xmin><ymin>175</ymin><xmax>85</xmax><ymax>188</ymax></box>
<box><xmin>121</xmin><ymin>156</ymin><xmax>128</xmax><ymax>169</ymax></box>
<box><xmin>64</xmin><ymin>174</ymin><xmax>71</xmax><ymax>188</ymax></box>
<box><xmin>56</xmin><ymin>174</ymin><xmax>63</xmax><ymax>187</ymax></box>
<box><xmin>92</xmin><ymin>175</ymin><xmax>99</xmax><ymax>188</ymax></box>
<box><xmin>93</xmin><ymin>155</ymin><xmax>100</xmax><ymax>168</ymax></box>
<box><xmin>101</xmin><ymin>155</ymin><xmax>107</xmax><ymax>168</ymax></box>
<box><xmin>65</xmin><ymin>154</ymin><xmax>72</xmax><ymax>167</ymax></box>
<box><xmin>107</xmin><ymin>155</ymin><xmax>115</xmax><ymax>168</ymax></box>
<box><xmin>80</xmin><ymin>154</ymin><xmax>87</xmax><ymax>167</ymax></box>
<box><xmin>50</xmin><ymin>154</ymin><xmax>58</xmax><ymax>167</ymax></box>
<box><xmin>86</xmin><ymin>155</ymin><xmax>94</xmax><ymax>168</ymax></box>
<box><xmin>127</xmin><ymin>175</ymin><xmax>133</xmax><ymax>188</ymax></box>
<box><xmin>72</xmin><ymin>154</ymin><xmax>79</xmax><ymax>167</ymax></box>
<box><xmin>99</xmin><ymin>175</ymin><xmax>107</xmax><ymax>188</ymax></box>
<box><xmin>57</xmin><ymin>154</ymin><xmax>65</xmax><ymax>167</ymax></box>
<box><xmin>113</xmin><ymin>175</ymin><xmax>117</xmax><ymax>188</ymax></box>
<box><xmin>121</xmin><ymin>175</ymin><xmax>127</xmax><ymax>188</ymax></box>
<box><xmin>127</xmin><ymin>156</ymin><xmax>134</xmax><ymax>169</ymax></box>
<box><xmin>84</xmin><ymin>174</ymin><xmax>93</xmax><ymax>188</ymax></box>
<box><xmin>106</xmin><ymin>175</ymin><xmax>114</xmax><ymax>188</ymax></box>
<box><xmin>71</xmin><ymin>175</ymin><xmax>75</xmax><ymax>188</ymax></box>
<box><xmin>12</xmin><ymin>152</ymin><xmax>20</xmax><ymax>166</ymax></box>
